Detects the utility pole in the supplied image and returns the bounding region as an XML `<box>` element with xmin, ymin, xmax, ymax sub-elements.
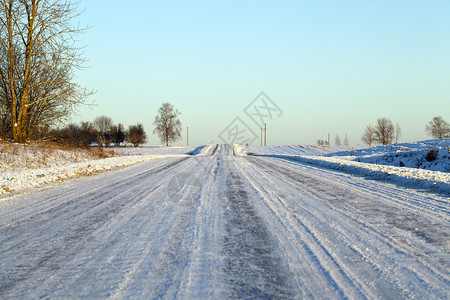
<box><xmin>187</xmin><ymin>126</ymin><xmax>189</xmax><ymax>146</ymax></box>
<box><xmin>264</xmin><ymin>123</ymin><xmax>267</xmax><ymax>146</ymax></box>
<box><xmin>261</xmin><ymin>128</ymin><xmax>263</xmax><ymax>146</ymax></box>
<box><xmin>328</xmin><ymin>133</ymin><xmax>330</xmax><ymax>146</ymax></box>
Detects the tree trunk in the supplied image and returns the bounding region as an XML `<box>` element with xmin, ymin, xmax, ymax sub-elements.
<box><xmin>5</xmin><ymin>0</ymin><xmax>18</xmax><ymax>141</ymax></box>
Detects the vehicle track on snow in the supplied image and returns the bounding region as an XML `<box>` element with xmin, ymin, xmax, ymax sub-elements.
<box><xmin>2</xmin><ymin>145</ymin><xmax>447</xmax><ymax>298</ymax></box>
<box><xmin>236</xmin><ymin>156</ymin><xmax>449</xmax><ymax>298</ymax></box>
<box><xmin>254</xmin><ymin>157</ymin><xmax>449</xmax><ymax>249</ymax></box>
<box><xmin>0</xmin><ymin>157</ymin><xmax>189</xmax><ymax>253</ymax></box>
<box><xmin>264</xmin><ymin>155</ymin><xmax>450</xmax><ymax>215</ymax></box>
<box><xmin>0</xmin><ymin>157</ymin><xmax>193</xmax><ymax>297</ymax></box>
<box><xmin>221</xmin><ymin>153</ymin><xmax>293</xmax><ymax>299</ymax></box>
<box><xmin>210</xmin><ymin>144</ymin><xmax>219</xmax><ymax>156</ymax></box>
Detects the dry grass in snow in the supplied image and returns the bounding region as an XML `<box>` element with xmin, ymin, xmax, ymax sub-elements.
<box><xmin>0</xmin><ymin>142</ymin><xmax>116</xmax><ymax>171</ymax></box>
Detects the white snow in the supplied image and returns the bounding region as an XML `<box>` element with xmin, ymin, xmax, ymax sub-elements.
<box><xmin>0</xmin><ymin>154</ymin><xmax>191</xmax><ymax>196</ymax></box>
<box><xmin>246</xmin><ymin>140</ymin><xmax>450</xmax><ymax>195</ymax></box>
<box><xmin>0</xmin><ymin>143</ymin><xmax>448</xmax><ymax>298</ymax></box>
<box><xmin>247</xmin><ymin>144</ymin><xmax>356</xmax><ymax>156</ymax></box>
<box><xmin>0</xmin><ymin>145</ymin><xmax>199</xmax><ymax>196</ymax></box>
<box><xmin>327</xmin><ymin>139</ymin><xmax>450</xmax><ymax>173</ymax></box>
<box><xmin>114</xmin><ymin>145</ymin><xmax>201</xmax><ymax>156</ymax></box>
<box><xmin>1</xmin><ymin>141</ymin><xmax>448</xmax><ymax>197</ymax></box>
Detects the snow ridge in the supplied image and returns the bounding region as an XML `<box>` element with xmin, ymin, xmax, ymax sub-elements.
<box><xmin>266</xmin><ymin>154</ymin><xmax>449</xmax><ymax>195</ymax></box>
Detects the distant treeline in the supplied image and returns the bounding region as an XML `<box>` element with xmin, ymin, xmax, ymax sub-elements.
<box><xmin>50</xmin><ymin>116</ymin><xmax>147</xmax><ymax>147</ymax></box>
<box><xmin>317</xmin><ymin>116</ymin><xmax>450</xmax><ymax>147</ymax></box>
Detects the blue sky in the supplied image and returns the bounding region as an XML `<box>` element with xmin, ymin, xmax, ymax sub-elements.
<box><xmin>74</xmin><ymin>1</ymin><xmax>450</xmax><ymax>145</ymax></box>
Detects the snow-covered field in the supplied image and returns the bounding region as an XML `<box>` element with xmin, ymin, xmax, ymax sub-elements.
<box><xmin>247</xmin><ymin>139</ymin><xmax>450</xmax><ymax>172</ymax></box>
<box><xmin>0</xmin><ymin>145</ymin><xmax>199</xmax><ymax>196</ymax></box>
<box><xmin>0</xmin><ymin>143</ymin><xmax>448</xmax><ymax>298</ymax></box>
<box><xmin>0</xmin><ymin>142</ymin><xmax>116</xmax><ymax>171</ymax></box>
<box><xmin>246</xmin><ymin>140</ymin><xmax>450</xmax><ymax>195</ymax></box>
<box><xmin>327</xmin><ymin>139</ymin><xmax>450</xmax><ymax>172</ymax></box>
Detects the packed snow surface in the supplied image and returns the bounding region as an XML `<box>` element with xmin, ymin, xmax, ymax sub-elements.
<box><xmin>0</xmin><ymin>144</ymin><xmax>449</xmax><ymax>298</ymax></box>
<box><xmin>114</xmin><ymin>145</ymin><xmax>201</xmax><ymax>156</ymax></box>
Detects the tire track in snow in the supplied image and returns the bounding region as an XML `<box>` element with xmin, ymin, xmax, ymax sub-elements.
<box><xmin>222</xmin><ymin>160</ymin><xmax>293</xmax><ymax>299</ymax></box>
<box><xmin>73</xmin><ymin>157</ymin><xmax>202</xmax><ymax>298</ymax></box>
<box><xmin>265</xmin><ymin>155</ymin><xmax>449</xmax><ymax>219</ymax></box>
<box><xmin>239</xmin><ymin>156</ymin><xmax>449</xmax><ymax>298</ymax></box>
<box><xmin>235</xmin><ymin>158</ymin><xmax>369</xmax><ymax>298</ymax></box>
<box><xmin>2</xmin><ymin>145</ymin><xmax>447</xmax><ymax>298</ymax></box>
<box><xmin>175</xmin><ymin>156</ymin><xmax>226</xmax><ymax>298</ymax></box>
<box><xmin>210</xmin><ymin>144</ymin><xmax>219</xmax><ymax>156</ymax></box>
<box><xmin>0</xmin><ymin>157</ymin><xmax>189</xmax><ymax>256</ymax></box>
<box><xmin>256</xmin><ymin>157</ymin><xmax>449</xmax><ymax>250</ymax></box>
<box><xmin>109</xmin><ymin>156</ymin><xmax>219</xmax><ymax>298</ymax></box>
<box><xmin>177</xmin><ymin>146</ymin><xmax>293</xmax><ymax>298</ymax></box>
<box><xmin>145</xmin><ymin>210</ymin><xmax>196</xmax><ymax>298</ymax></box>
<box><xmin>0</xmin><ymin>157</ymin><xmax>192</xmax><ymax>297</ymax></box>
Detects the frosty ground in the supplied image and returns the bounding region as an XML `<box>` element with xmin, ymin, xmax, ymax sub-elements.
<box><xmin>0</xmin><ymin>143</ymin><xmax>449</xmax><ymax>298</ymax></box>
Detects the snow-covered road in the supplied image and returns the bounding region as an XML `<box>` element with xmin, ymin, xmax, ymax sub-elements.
<box><xmin>0</xmin><ymin>145</ymin><xmax>449</xmax><ymax>298</ymax></box>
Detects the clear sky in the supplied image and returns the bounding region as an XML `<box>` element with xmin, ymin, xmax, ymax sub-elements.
<box><xmin>73</xmin><ymin>1</ymin><xmax>450</xmax><ymax>146</ymax></box>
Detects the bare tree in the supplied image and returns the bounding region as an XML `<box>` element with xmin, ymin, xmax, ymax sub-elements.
<box><xmin>127</xmin><ymin>123</ymin><xmax>147</xmax><ymax>147</ymax></box>
<box><xmin>50</xmin><ymin>123</ymin><xmax>80</xmax><ymax>146</ymax></box>
<box><xmin>425</xmin><ymin>116</ymin><xmax>450</xmax><ymax>139</ymax></box>
<box><xmin>0</xmin><ymin>0</ymin><xmax>92</xmax><ymax>142</ymax></box>
<box><xmin>344</xmin><ymin>134</ymin><xmax>349</xmax><ymax>146</ymax></box>
<box><xmin>374</xmin><ymin>117</ymin><xmax>394</xmax><ymax>146</ymax></box>
<box><xmin>79</xmin><ymin>121</ymin><xmax>96</xmax><ymax>147</ymax></box>
<box><xmin>394</xmin><ymin>123</ymin><xmax>402</xmax><ymax>143</ymax></box>
<box><xmin>153</xmin><ymin>102</ymin><xmax>182</xmax><ymax>146</ymax></box>
<box><xmin>110</xmin><ymin>123</ymin><xmax>125</xmax><ymax>147</ymax></box>
<box><xmin>335</xmin><ymin>134</ymin><xmax>341</xmax><ymax>146</ymax></box>
<box><xmin>361</xmin><ymin>125</ymin><xmax>375</xmax><ymax>147</ymax></box>
<box><xmin>0</xmin><ymin>99</ymin><xmax>11</xmax><ymax>140</ymax></box>
<box><xmin>94</xmin><ymin>116</ymin><xmax>113</xmax><ymax>147</ymax></box>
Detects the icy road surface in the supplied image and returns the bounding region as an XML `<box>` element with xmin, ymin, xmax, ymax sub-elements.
<box><xmin>0</xmin><ymin>145</ymin><xmax>449</xmax><ymax>298</ymax></box>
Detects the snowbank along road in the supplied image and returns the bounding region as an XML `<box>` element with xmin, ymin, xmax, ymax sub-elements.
<box><xmin>0</xmin><ymin>144</ymin><xmax>449</xmax><ymax>298</ymax></box>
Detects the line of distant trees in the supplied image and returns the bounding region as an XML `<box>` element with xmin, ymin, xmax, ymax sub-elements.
<box><xmin>317</xmin><ymin>116</ymin><xmax>449</xmax><ymax>147</ymax></box>
<box><xmin>360</xmin><ymin>116</ymin><xmax>449</xmax><ymax>147</ymax></box>
<box><xmin>47</xmin><ymin>102</ymin><xmax>184</xmax><ymax>148</ymax></box>
<box><xmin>50</xmin><ymin>116</ymin><xmax>147</xmax><ymax>147</ymax></box>
<box><xmin>361</xmin><ymin>117</ymin><xmax>402</xmax><ymax>147</ymax></box>
<box><xmin>317</xmin><ymin>134</ymin><xmax>349</xmax><ymax>146</ymax></box>
<box><xmin>425</xmin><ymin>116</ymin><xmax>450</xmax><ymax>140</ymax></box>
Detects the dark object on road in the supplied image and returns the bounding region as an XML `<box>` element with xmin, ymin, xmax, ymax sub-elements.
<box><xmin>425</xmin><ymin>149</ymin><xmax>438</xmax><ymax>162</ymax></box>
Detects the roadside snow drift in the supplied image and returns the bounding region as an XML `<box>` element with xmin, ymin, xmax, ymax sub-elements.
<box><xmin>0</xmin><ymin>145</ymin><xmax>198</xmax><ymax>196</ymax></box>
<box><xmin>247</xmin><ymin>140</ymin><xmax>450</xmax><ymax>195</ymax></box>
<box><xmin>267</xmin><ymin>154</ymin><xmax>449</xmax><ymax>194</ymax></box>
<box><xmin>0</xmin><ymin>155</ymin><xmax>190</xmax><ymax>195</ymax></box>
